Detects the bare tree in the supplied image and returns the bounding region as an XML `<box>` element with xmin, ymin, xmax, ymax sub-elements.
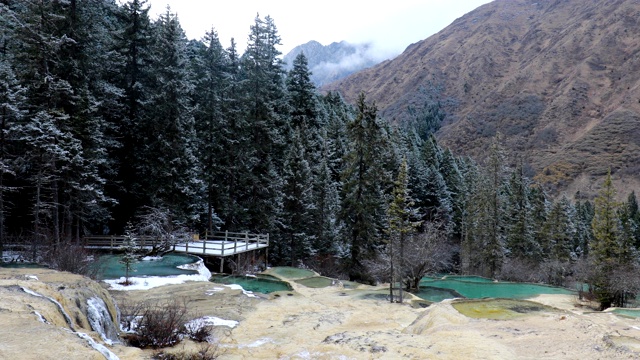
<box><xmin>402</xmin><ymin>222</ymin><xmax>455</xmax><ymax>291</ymax></box>
<box><xmin>136</xmin><ymin>206</ymin><xmax>192</xmax><ymax>255</ymax></box>
<box><xmin>365</xmin><ymin>222</ymin><xmax>454</xmax><ymax>294</ymax></box>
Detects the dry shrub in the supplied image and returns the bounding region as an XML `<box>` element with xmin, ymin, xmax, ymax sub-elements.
<box><xmin>127</xmin><ymin>299</ymin><xmax>190</xmax><ymax>348</ymax></box>
<box><xmin>44</xmin><ymin>242</ymin><xmax>99</xmax><ymax>277</ymax></box>
<box><xmin>153</xmin><ymin>343</ymin><xmax>221</xmax><ymax>360</ymax></box>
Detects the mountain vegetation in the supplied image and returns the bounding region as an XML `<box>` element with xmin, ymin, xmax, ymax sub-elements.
<box><xmin>323</xmin><ymin>0</ymin><xmax>640</xmax><ymax>198</ymax></box>
<box><xmin>1</xmin><ymin>0</ymin><xmax>639</xmax><ymax>309</ymax></box>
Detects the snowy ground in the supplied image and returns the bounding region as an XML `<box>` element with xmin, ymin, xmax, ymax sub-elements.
<box><xmin>103</xmin><ymin>257</ymin><xmax>212</xmax><ymax>291</ymax></box>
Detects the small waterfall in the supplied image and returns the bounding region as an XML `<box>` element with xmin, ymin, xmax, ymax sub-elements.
<box><xmin>21</xmin><ymin>287</ymin><xmax>120</xmax><ymax>360</ymax></box>
<box><xmin>87</xmin><ymin>297</ymin><xmax>120</xmax><ymax>345</ymax></box>
<box><xmin>21</xmin><ymin>286</ymin><xmax>74</xmax><ymax>331</ymax></box>
<box><xmin>76</xmin><ymin>332</ymin><xmax>120</xmax><ymax>360</ymax></box>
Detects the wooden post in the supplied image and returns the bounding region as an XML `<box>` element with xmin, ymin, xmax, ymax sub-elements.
<box><xmin>186</xmin><ymin>240</ymin><xmax>189</xmax><ymax>253</ymax></box>
<box><xmin>203</xmin><ymin>239</ymin><xmax>206</xmax><ymax>255</ymax></box>
<box><xmin>220</xmin><ymin>257</ymin><xmax>224</xmax><ymax>273</ymax></box>
<box><xmin>245</xmin><ymin>231</ymin><xmax>249</xmax><ymax>251</ymax></box>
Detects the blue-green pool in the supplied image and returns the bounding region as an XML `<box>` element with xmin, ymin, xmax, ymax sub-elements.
<box><xmin>93</xmin><ymin>253</ymin><xmax>200</xmax><ymax>279</ymax></box>
<box><xmin>416</xmin><ymin>276</ymin><xmax>574</xmax><ymax>302</ymax></box>
<box><xmin>211</xmin><ymin>274</ymin><xmax>293</xmax><ymax>294</ymax></box>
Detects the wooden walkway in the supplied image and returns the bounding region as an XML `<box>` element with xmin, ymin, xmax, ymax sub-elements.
<box><xmin>83</xmin><ymin>231</ymin><xmax>269</xmax><ymax>259</ymax></box>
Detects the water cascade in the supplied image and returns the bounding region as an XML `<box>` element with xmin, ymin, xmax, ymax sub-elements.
<box><xmin>20</xmin><ymin>287</ymin><xmax>120</xmax><ymax>360</ymax></box>
<box><xmin>87</xmin><ymin>297</ymin><xmax>121</xmax><ymax>345</ymax></box>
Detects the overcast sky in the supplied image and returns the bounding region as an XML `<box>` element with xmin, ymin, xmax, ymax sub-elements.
<box><xmin>144</xmin><ymin>0</ymin><xmax>493</xmax><ymax>58</ymax></box>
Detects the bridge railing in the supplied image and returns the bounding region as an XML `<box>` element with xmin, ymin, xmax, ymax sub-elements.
<box><xmin>83</xmin><ymin>231</ymin><xmax>269</xmax><ymax>256</ymax></box>
<box><xmin>83</xmin><ymin>235</ymin><xmax>162</xmax><ymax>249</ymax></box>
<box><xmin>174</xmin><ymin>230</ymin><xmax>269</xmax><ymax>256</ymax></box>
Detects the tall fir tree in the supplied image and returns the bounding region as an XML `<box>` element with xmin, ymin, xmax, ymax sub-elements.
<box><xmin>386</xmin><ymin>158</ymin><xmax>421</xmax><ymax>302</ymax></box>
<box><xmin>240</xmin><ymin>14</ymin><xmax>289</xmax><ymax>234</ymax></box>
<box><xmin>140</xmin><ymin>8</ymin><xmax>202</xmax><ymax>224</ymax></box>
<box><xmin>340</xmin><ymin>93</ymin><xmax>390</xmax><ymax>280</ymax></box>
<box><xmin>190</xmin><ymin>28</ymin><xmax>228</xmax><ymax>232</ymax></box>
<box><xmin>279</xmin><ymin>129</ymin><xmax>315</xmax><ymax>265</ymax></box>
<box><xmin>504</xmin><ymin>163</ymin><xmax>539</xmax><ymax>261</ymax></box>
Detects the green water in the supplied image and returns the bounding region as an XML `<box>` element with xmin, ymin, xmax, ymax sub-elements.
<box><xmin>611</xmin><ymin>309</ymin><xmax>640</xmax><ymax>318</ymax></box>
<box><xmin>416</xmin><ymin>277</ymin><xmax>574</xmax><ymax>302</ymax></box>
<box><xmin>93</xmin><ymin>253</ymin><xmax>200</xmax><ymax>279</ymax></box>
<box><xmin>265</xmin><ymin>266</ymin><xmax>316</xmax><ymax>279</ymax></box>
<box><xmin>453</xmin><ymin>298</ymin><xmax>558</xmax><ymax>320</ymax></box>
<box><xmin>211</xmin><ymin>274</ymin><xmax>292</xmax><ymax>294</ymax></box>
<box><xmin>295</xmin><ymin>276</ymin><xmax>335</xmax><ymax>288</ymax></box>
<box><xmin>414</xmin><ymin>286</ymin><xmax>464</xmax><ymax>302</ymax></box>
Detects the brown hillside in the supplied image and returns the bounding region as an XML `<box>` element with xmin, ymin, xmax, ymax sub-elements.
<box><xmin>323</xmin><ymin>0</ymin><xmax>640</xmax><ymax>197</ymax></box>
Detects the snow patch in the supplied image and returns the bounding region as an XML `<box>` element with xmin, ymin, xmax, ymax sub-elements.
<box><xmin>185</xmin><ymin>316</ymin><xmax>239</xmax><ymax>330</ymax></box>
<box><xmin>240</xmin><ymin>337</ymin><xmax>275</xmax><ymax>348</ymax></box>
<box><xmin>205</xmin><ymin>287</ymin><xmax>225</xmax><ymax>295</ymax></box>
<box><xmin>224</xmin><ymin>284</ymin><xmax>257</xmax><ymax>298</ymax></box>
<box><xmin>103</xmin><ymin>257</ymin><xmax>211</xmax><ymax>291</ymax></box>
<box><xmin>25</xmin><ymin>275</ymin><xmax>39</xmax><ymax>281</ymax></box>
<box><xmin>141</xmin><ymin>256</ymin><xmax>163</xmax><ymax>261</ymax></box>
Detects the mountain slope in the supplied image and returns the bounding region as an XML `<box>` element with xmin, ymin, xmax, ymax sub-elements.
<box><xmin>324</xmin><ymin>0</ymin><xmax>640</xmax><ymax>197</ymax></box>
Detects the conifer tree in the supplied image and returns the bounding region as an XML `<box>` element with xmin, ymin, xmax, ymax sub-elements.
<box><xmin>340</xmin><ymin>93</ymin><xmax>389</xmax><ymax>280</ymax></box>
<box><xmin>0</xmin><ymin>6</ymin><xmax>25</xmax><ymax>254</ymax></box>
<box><xmin>542</xmin><ymin>196</ymin><xmax>576</xmax><ymax>261</ymax></box>
<box><xmin>141</xmin><ymin>8</ymin><xmax>202</xmax><ymax>223</ymax></box>
<box><xmin>279</xmin><ymin>129</ymin><xmax>315</xmax><ymax>265</ymax></box>
<box><xmin>590</xmin><ymin>171</ymin><xmax>623</xmax><ymax>308</ymax></box>
<box><xmin>386</xmin><ymin>158</ymin><xmax>421</xmax><ymax>302</ymax></box>
<box><xmin>191</xmin><ymin>28</ymin><xmax>228</xmax><ymax>232</ymax></box>
<box><xmin>504</xmin><ymin>164</ymin><xmax>539</xmax><ymax>260</ymax></box>
<box><xmin>240</xmin><ymin>14</ymin><xmax>289</xmax><ymax>233</ymax></box>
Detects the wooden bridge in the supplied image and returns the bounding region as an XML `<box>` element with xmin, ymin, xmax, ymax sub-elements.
<box><xmin>83</xmin><ymin>231</ymin><xmax>269</xmax><ymax>272</ymax></box>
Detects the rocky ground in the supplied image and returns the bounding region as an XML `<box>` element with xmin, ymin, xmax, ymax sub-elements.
<box><xmin>2</xmin><ymin>267</ymin><xmax>640</xmax><ymax>359</ymax></box>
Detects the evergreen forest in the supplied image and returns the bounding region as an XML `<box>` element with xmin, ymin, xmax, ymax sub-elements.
<box><xmin>1</xmin><ymin>0</ymin><xmax>639</xmax><ymax>309</ymax></box>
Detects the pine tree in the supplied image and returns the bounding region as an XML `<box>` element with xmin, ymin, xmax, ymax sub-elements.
<box><xmin>590</xmin><ymin>171</ymin><xmax>623</xmax><ymax>308</ymax></box>
<box><xmin>386</xmin><ymin>158</ymin><xmax>421</xmax><ymax>303</ymax></box>
<box><xmin>113</xmin><ymin>0</ymin><xmax>154</xmax><ymax>228</ymax></box>
<box><xmin>504</xmin><ymin>164</ymin><xmax>539</xmax><ymax>261</ymax></box>
<box><xmin>465</xmin><ymin>138</ymin><xmax>507</xmax><ymax>277</ymax></box>
<box><xmin>542</xmin><ymin>196</ymin><xmax>576</xmax><ymax>261</ymax></box>
<box><xmin>311</xmin><ymin>132</ymin><xmax>342</xmax><ymax>257</ymax></box>
<box><xmin>190</xmin><ymin>28</ymin><xmax>228</xmax><ymax>232</ymax></box>
<box><xmin>340</xmin><ymin>93</ymin><xmax>390</xmax><ymax>280</ymax></box>
<box><xmin>140</xmin><ymin>8</ymin><xmax>202</xmax><ymax>224</ymax></box>
<box><xmin>0</xmin><ymin>5</ymin><xmax>25</xmax><ymax>254</ymax></box>
<box><xmin>239</xmin><ymin>14</ymin><xmax>289</xmax><ymax>233</ymax></box>
<box><xmin>574</xmin><ymin>199</ymin><xmax>594</xmax><ymax>258</ymax></box>
<box><xmin>279</xmin><ymin>129</ymin><xmax>315</xmax><ymax>265</ymax></box>
<box><xmin>591</xmin><ymin>171</ymin><xmax>620</xmax><ymax>266</ymax></box>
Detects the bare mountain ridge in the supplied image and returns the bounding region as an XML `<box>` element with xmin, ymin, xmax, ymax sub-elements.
<box><xmin>324</xmin><ymin>0</ymin><xmax>640</xmax><ymax>197</ymax></box>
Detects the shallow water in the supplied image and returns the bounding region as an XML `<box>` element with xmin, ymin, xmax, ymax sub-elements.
<box><xmin>452</xmin><ymin>298</ymin><xmax>557</xmax><ymax>320</ymax></box>
<box><xmin>295</xmin><ymin>276</ymin><xmax>335</xmax><ymax>288</ymax></box>
<box><xmin>265</xmin><ymin>266</ymin><xmax>316</xmax><ymax>279</ymax></box>
<box><xmin>93</xmin><ymin>253</ymin><xmax>199</xmax><ymax>279</ymax></box>
<box><xmin>611</xmin><ymin>308</ymin><xmax>640</xmax><ymax>318</ymax></box>
<box><xmin>210</xmin><ymin>274</ymin><xmax>293</xmax><ymax>294</ymax></box>
<box><xmin>416</xmin><ymin>277</ymin><xmax>573</xmax><ymax>302</ymax></box>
